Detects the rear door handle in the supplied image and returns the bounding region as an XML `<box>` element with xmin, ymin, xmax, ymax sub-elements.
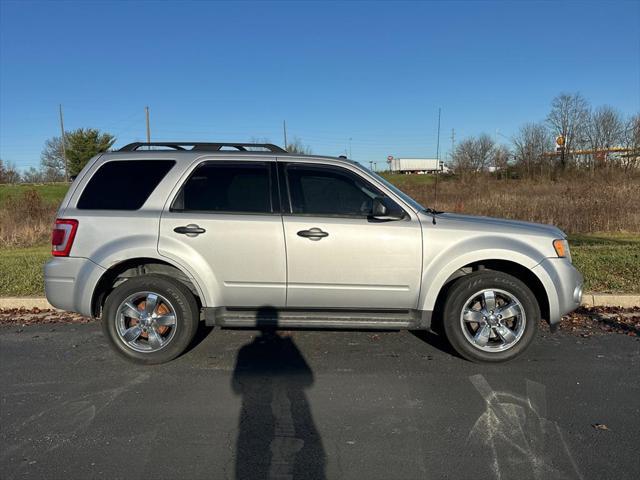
<box><xmin>297</xmin><ymin>228</ymin><xmax>329</xmax><ymax>241</ymax></box>
<box><xmin>174</xmin><ymin>224</ymin><xmax>206</xmax><ymax>236</ymax></box>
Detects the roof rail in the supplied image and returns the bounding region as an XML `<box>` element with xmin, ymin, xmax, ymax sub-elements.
<box><xmin>118</xmin><ymin>142</ymin><xmax>287</xmax><ymax>153</ymax></box>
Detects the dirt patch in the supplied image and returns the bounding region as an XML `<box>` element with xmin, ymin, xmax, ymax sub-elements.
<box><xmin>550</xmin><ymin>306</ymin><xmax>640</xmax><ymax>337</ymax></box>
<box><xmin>0</xmin><ymin>308</ymin><xmax>93</xmax><ymax>327</ymax></box>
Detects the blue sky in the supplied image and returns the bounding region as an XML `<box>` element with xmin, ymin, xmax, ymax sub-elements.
<box><xmin>1</xmin><ymin>0</ymin><xmax>639</xmax><ymax>170</ymax></box>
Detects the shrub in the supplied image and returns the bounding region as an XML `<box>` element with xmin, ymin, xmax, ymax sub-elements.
<box><xmin>0</xmin><ymin>189</ymin><xmax>56</xmax><ymax>247</ymax></box>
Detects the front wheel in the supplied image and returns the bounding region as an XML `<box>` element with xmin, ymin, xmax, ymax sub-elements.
<box><xmin>442</xmin><ymin>271</ymin><xmax>539</xmax><ymax>362</ymax></box>
<box><xmin>102</xmin><ymin>275</ymin><xmax>199</xmax><ymax>364</ymax></box>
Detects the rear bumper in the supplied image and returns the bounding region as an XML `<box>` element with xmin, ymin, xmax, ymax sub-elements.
<box><xmin>532</xmin><ymin>258</ymin><xmax>583</xmax><ymax>327</ymax></box>
<box><xmin>44</xmin><ymin>257</ymin><xmax>106</xmax><ymax>317</ymax></box>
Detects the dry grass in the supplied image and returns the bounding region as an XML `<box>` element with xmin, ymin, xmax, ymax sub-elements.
<box><xmin>393</xmin><ymin>170</ymin><xmax>640</xmax><ymax>234</ymax></box>
<box><xmin>0</xmin><ymin>189</ymin><xmax>57</xmax><ymax>248</ymax></box>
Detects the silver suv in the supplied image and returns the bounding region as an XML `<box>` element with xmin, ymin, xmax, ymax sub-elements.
<box><xmin>44</xmin><ymin>142</ymin><xmax>583</xmax><ymax>364</ymax></box>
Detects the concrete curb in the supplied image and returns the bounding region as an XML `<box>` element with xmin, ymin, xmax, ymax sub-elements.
<box><xmin>579</xmin><ymin>294</ymin><xmax>640</xmax><ymax>309</ymax></box>
<box><xmin>0</xmin><ymin>297</ymin><xmax>57</xmax><ymax>310</ymax></box>
<box><xmin>1</xmin><ymin>294</ymin><xmax>639</xmax><ymax>311</ymax></box>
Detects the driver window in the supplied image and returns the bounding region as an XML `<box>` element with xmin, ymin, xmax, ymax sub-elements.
<box><xmin>286</xmin><ymin>164</ymin><xmax>388</xmax><ymax>216</ymax></box>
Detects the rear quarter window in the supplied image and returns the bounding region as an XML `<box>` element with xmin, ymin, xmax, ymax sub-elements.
<box><xmin>77</xmin><ymin>160</ymin><xmax>175</xmax><ymax>210</ymax></box>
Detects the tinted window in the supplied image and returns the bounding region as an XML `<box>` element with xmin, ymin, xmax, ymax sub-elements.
<box><xmin>78</xmin><ymin>160</ymin><xmax>174</xmax><ymax>210</ymax></box>
<box><xmin>174</xmin><ymin>162</ymin><xmax>272</xmax><ymax>213</ymax></box>
<box><xmin>287</xmin><ymin>165</ymin><xmax>385</xmax><ymax>216</ymax></box>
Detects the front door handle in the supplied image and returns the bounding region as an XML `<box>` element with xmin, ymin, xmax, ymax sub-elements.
<box><xmin>297</xmin><ymin>228</ymin><xmax>329</xmax><ymax>241</ymax></box>
<box><xmin>174</xmin><ymin>224</ymin><xmax>206</xmax><ymax>236</ymax></box>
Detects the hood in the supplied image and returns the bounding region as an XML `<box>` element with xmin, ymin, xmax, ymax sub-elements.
<box><xmin>426</xmin><ymin>212</ymin><xmax>565</xmax><ymax>238</ymax></box>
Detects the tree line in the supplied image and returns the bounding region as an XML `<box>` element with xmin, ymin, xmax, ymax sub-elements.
<box><xmin>451</xmin><ymin>92</ymin><xmax>640</xmax><ymax>177</ymax></box>
<box><xmin>0</xmin><ymin>128</ymin><xmax>115</xmax><ymax>183</ymax></box>
<box><xmin>1</xmin><ymin>94</ymin><xmax>638</xmax><ymax>184</ymax></box>
<box><xmin>0</xmin><ymin>130</ymin><xmax>315</xmax><ymax>184</ymax></box>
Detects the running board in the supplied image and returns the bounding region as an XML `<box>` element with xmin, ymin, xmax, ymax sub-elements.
<box><xmin>203</xmin><ymin>307</ymin><xmax>431</xmax><ymax>330</ymax></box>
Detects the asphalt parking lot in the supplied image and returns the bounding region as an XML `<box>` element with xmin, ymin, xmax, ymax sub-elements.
<box><xmin>1</xmin><ymin>320</ymin><xmax>639</xmax><ymax>480</ymax></box>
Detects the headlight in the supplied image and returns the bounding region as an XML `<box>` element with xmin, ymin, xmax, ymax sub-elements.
<box><xmin>553</xmin><ymin>238</ymin><xmax>572</xmax><ymax>262</ymax></box>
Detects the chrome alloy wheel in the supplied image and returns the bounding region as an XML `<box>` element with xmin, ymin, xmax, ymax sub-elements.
<box><xmin>459</xmin><ymin>288</ymin><xmax>526</xmax><ymax>352</ymax></box>
<box><xmin>115</xmin><ymin>292</ymin><xmax>178</xmax><ymax>353</ymax></box>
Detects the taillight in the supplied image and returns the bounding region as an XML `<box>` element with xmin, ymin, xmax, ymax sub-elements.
<box><xmin>51</xmin><ymin>219</ymin><xmax>78</xmax><ymax>257</ymax></box>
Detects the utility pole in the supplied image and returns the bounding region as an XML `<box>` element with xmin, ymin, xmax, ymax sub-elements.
<box><xmin>349</xmin><ymin>137</ymin><xmax>352</xmax><ymax>158</ymax></box>
<box><xmin>58</xmin><ymin>104</ymin><xmax>68</xmax><ymax>182</ymax></box>
<box><xmin>369</xmin><ymin>161</ymin><xmax>374</xmax><ymax>171</ymax></box>
<box><xmin>450</xmin><ymin>128</ymin><xmax>455</xmax><ymax>159</ymax></box>
<box><xmin>283</xmin><ymin>120</ymin><xmax>288</xmax><ymax>150</ymax></box>
<box><xmin>145</xmin><ymin>106</ymin><xmax>151</xmax><ymax>144</ymax></box>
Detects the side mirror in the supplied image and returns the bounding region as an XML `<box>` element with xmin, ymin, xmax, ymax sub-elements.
<box><xmin>372</xmin><ymin>198</ymin><xmax>388</xmax><ymax>216</ymax></box>
<box><xmin>370</xmin><ymin>198</ymin><xmax>405</xmax><ymax>221</ymax></box>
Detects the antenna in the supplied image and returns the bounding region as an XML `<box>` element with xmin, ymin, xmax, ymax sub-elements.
<box><xmin>433</xmin><ymin>107</ymin><xmax>441</xmax><ymax>219</ymax></box>
<box><xmin>145</xmin><ymin>106</ymin><xmax>151</xmax><ymax>147</ymax></box>
<box><xmin>283</xmin><ymin>120</ymin><xmax>288</xmax><ymax>150</ymax></box>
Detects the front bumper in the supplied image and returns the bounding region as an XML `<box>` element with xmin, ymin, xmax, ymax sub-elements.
<box><xmin>44</xmin><ymin>257</ymin><xmax>106</xmax><ymax>317</ymax></box>
<box><xmin>532</xmin><ymin>258</ymin><xmax>583</xmax><ymax>328</ymax></box>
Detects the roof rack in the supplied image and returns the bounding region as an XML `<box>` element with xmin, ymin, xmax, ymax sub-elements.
<box><xmin>118</xmin><ymin>142</ymin><xmax>287</xmax><ymax>153</ymax></box>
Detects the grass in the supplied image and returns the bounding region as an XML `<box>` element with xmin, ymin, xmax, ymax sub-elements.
<box><xmin>0</xmin><ymin>183</ymin><xmax>69</xmax><ymax>206</ymax></box>
<box><xmin>380</xmin><ymin>173</ymin><xmax>436</xmax><ymax>188</ymax></box>
<box><xmin>0</xmin><ymin>175</ymin><xmax>638</xmax><ymax>295</ymax></box>
<box><xmin>569</xmin><ymin>233</ymin><xmax>640</xmax><ymax>293</ymax></box>
<box><xmin>386</xmin><ymin>170</ymin><xmax>640</xmax><ymax>234</ymax></box>
<box><xmin>0</xmin><ymin>246</ymin><xmax>51</xmax><ymax>297</ymax></box>
<box><xmin>0</xmin><ymin>234</ymin><xmax>637</xmax><ymax>297</ymax></box>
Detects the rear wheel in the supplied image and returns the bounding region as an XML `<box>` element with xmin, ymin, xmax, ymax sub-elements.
<box><xmin>442</xmin><ymin>271</ymin><xmax>539</xmax><ymax>362</ymax></box>
<box><xmin>102</xmin><ymin>275</ymin><xmax>199</xmax><ymax>364</ymax></box>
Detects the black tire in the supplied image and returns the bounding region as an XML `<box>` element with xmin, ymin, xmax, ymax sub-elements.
<box><xmin>102</xmin><ymin>275</ymin><xmax>199</xmax><ymax>365</ymax></box>
<box><xmin>442</xmin><ymin>270</ymin><xmax>539</xmax><ymax>362</ymax></box>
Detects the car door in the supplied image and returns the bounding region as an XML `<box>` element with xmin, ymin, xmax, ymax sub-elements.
<box><xmin>158</xmin><ymin>160</ymin><xmax>287</xmax><ymax>308</ymax></box>
<box><xmin>281</xmin><ymin>162</ymin><xmax>423</xmax><ymax>310</ymax></box>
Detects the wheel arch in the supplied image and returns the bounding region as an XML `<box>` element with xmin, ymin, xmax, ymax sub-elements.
<box><xmin>425</xmin><ymin>258</ymin><xmax>551</xmax><ymax>334</ymax></box>
<box><xmin>91</xmin><ymin>257</ymin><xmax>206</xmax><ymax>318</ymax></box>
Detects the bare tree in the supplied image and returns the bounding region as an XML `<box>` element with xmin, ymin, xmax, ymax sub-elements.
<box><xmin>620</xmin><ymin>114</ymin><xmax>640</xmax><ymax>171</ymax></box>
<box><xmin>285</xmin><ymin>136</ymin><xmax>312</xmax><ymax>155</ymax></box>
<box><xmin>0</xmin><ymin>159</ymin><xmax>21</xmax><ymax>183</ymax></box>
<box><xmin>21</xmin><ymin>167</ymin><xmax>47</xmax><ymax>183</ymax></box>
<box><xmin>452</xmin><ymin>134</ymin><xmax>495</xmax><ymax>174</ymax></box>
<box><xmin>40</xmin><ymin>136</ymin><xmax>66</xmax><ymax>180</ymax></box>
<box><xmin>546</xmin><ymin>92</ymin><xmax>590</xmax><ymax>169</ymax></box>
<box><xmin>40</xmin><ymin>129</ymin><xmax>115</xmax><ymax>179</ymax></box>
<box><xmin>492</xmin><ymin>145</ymin><xmax>512</xmax><ymax>171</ymax></box>
<box><xmin>512</xmin><ymin>122</ymin><xmax>554</xmax><ymax>177</ymax></box>
<box><xmin>586</xmin><ymin>105</ymin><xmax>624</xmax><ymax>169</ymax></box>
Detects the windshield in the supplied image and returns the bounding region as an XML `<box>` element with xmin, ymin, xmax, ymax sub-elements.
<box><xmin>357</xmin><ymin>164</ymin><xmax>429</xmax><ymax>213</ymax></box>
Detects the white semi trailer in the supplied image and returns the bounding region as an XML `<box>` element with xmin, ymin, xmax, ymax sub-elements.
<box><xmin>388</xmin><ymin>157</ymin><xmax>449</xmax><ymax>174</ymax></box>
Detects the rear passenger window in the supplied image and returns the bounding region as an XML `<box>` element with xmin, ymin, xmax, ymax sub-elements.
<box><xmin>172</xmin><ymin>162</ymin><xmax>272</xmax><ymax>213</ymax></box>
<box><xmin>78</xmin><ymin>160</ymin><xmax>175</xmax><ymax>210</ymax></box>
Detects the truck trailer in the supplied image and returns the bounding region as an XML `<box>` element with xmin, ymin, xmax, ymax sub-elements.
<box><xmin>388</xmin><ymin>157</ymin><xmax>450</xmax><ymax>174</ymax></box>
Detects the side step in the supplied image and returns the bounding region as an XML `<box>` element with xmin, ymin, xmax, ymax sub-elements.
<box><xmin>203</xmin><ymin>307</ymin><xmax>430</xmax><ymax>330</ymax></box>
